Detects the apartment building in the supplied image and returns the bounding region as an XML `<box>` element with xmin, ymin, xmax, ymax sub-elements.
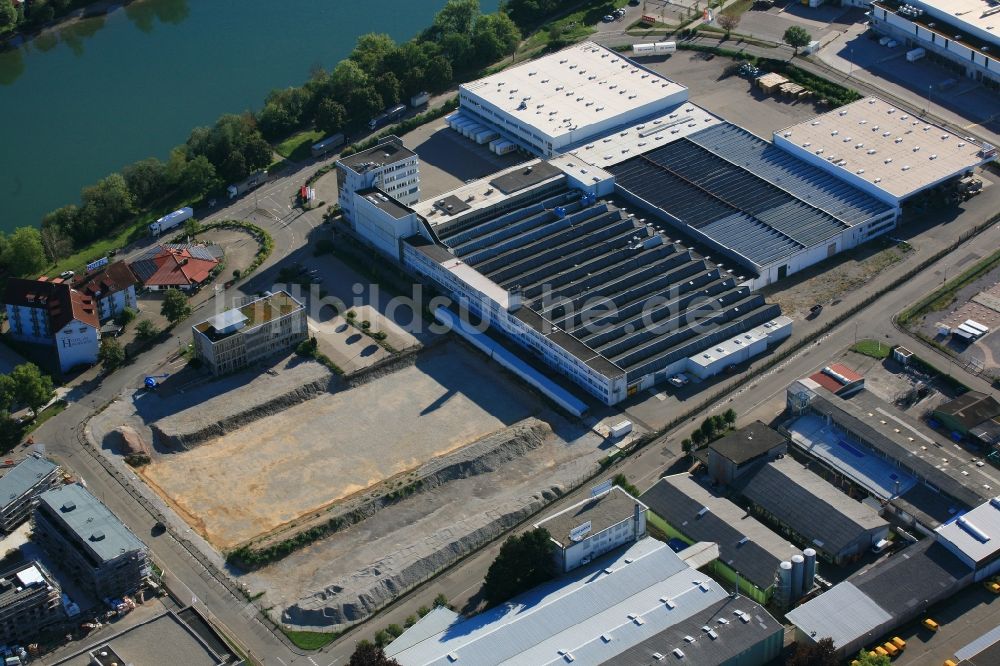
<box><xmin>0</xmin><ymin>561</ymin><xmax>64</xmax><ymax>645</ymax></box>
<box><xmin>0</xmin><ymin>454</ymin><xmax>60</xmax><ymax>533</ymax></box>
<box><xmin>74</xmin><ymin>260</ymin><xmax>140</xmax><ymax>322</ymax></box>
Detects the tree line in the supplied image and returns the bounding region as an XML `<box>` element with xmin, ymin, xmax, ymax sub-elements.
<box><xmin>0</xmin><ymin>0</ymin><xmax>538</xmax><ymax>281</ymax></box>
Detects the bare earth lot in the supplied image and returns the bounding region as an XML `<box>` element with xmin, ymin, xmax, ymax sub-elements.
<box><xmin>139</xmin><ymin>343</ymin><xmax>538</xmax><ymax>550</ymax></box>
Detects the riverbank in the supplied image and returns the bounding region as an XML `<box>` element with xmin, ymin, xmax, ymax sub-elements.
<box><xmin>0</xmin><ymin>0</ymin><xmax>122</xmax><ymax>51</ymax></box>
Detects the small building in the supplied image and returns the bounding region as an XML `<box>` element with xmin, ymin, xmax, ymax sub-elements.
<box><xmin>73</xmin><ymin>260</ymin><xmax>140</xmax><ymax>322</ymax></box>
<box><xmin>935</xmin><ymin>496</ymin><xmax>1000</xmax><ymax>580</ymax></box>
<box><xmin>706</xmin><ymin>421</ymin><xmax>787</xmax><ymax>485</ymax></box>
<box><xmin>641</xmin><ymin>474</ymin><xmax>801</xmax><ymax>603</ymax></box>
<box><xmin>128</xmin><ymin>244</ymin><xmax>221</xmax><ymax>292</ymax></box>
<box><xmin>386</xmin><ymin>538</ymin><xmax>783</xmax><ymax>666</ymax></box>
<box><xmin>735</xmin><ymin>457</ymin><xmax>890</xmax><ymax>564</ymax></box>
<box><xmin>0</xmin><ymin>560</ymin><xmax>64</xmax><ymax>646</ymax></box>
<box><xmin>336</xmin><ymin>135</ymin><xmax>420</xmax><ymax>224</ymax></box>
<box><xmin>0</xmin><ymin>454</ymin><xmax>60</xmax><ymax>533</ymax></box>
<box><xmin>954</xmin><ymin>624</ymin><xmax>1000</xmax><ymax>665</ymax></box>
<box><xmin>533</xmin><ymin>485</ymin><xmax>647</xmax><ymax>573</ymax></box>
<box><xmin>192</xmin><ymin>291</ymin><xmax>307</xmax><ymax>375</ymax></box>
<box><xmin>3</xmin><ymin>277</ymin><xmax>100</xmax><ymax>373</ymax></box>
<box><xmin>931</xmin><ymin>391</ymin><xmax>1000</xmax><ymax>439</ymax></box>
<box><xmin>807</xmin><ymin>363</ymin><xmax>865</xmax><ymax>397</ymax></box>
<box><xmin>33</xmin><ymin>484</ymin><xmax>150</xmax><ymax>599</ymax></box>
<box><xmin>892</xmin><ymin>345</ymin><xmax>913</xmax><ymax>365</ymax></box>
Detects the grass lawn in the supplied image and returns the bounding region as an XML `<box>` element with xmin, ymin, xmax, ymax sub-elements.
<box><xmin>274</xmin><ymin>129</ymin><xmax>324</xmax><ymax>162</ymax></box>
<box><xmin>44</xmin><ymin>220</ymin><xmax>147</xmax><ymax>277</ymax></box>
<box><xmin>519</xmin><ymin>0</ymin><xmax>627</xmax><ymax>54</ymax></box>
<box><xmin>851</xmin><ymin>339</ymin><xmax>892</xmax><ymax>360</ymax></box>
<box><xmin>282</xmin><ymin>629</ymin><xmax>338</xmax><ymax>651</ymax></box>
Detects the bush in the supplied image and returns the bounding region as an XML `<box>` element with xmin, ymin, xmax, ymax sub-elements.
<box><xmin>116</xmin><ymin>307</ymin><xmax>137</xmax><ymax>327</ymax></box>
<box><xmin>136</xmin><ymin>319</ymin><xmax>159</xmax><ymax>340</ymax></box>
<box><xmin>124</xmin><ymin>453</ymin><xmax>150</xmax><ymax>467</ymax></box>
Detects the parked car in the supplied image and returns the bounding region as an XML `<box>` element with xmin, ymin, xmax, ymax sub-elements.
<box><xmin>629</xmin><ymin>0</ymin><xmax>640</xmax><ymax>5</ymax></box>
<box><xmin>668</xmin><ymin>373</ymin><xmax>689</xmax><ymax>387</ymax></box>
<box><xmin>985</xmin><ymin>580</ymin><xmax>1000</xmax><ymax>594</ymax></box>
<box><xmin>922</xmin><ymin>617</ymin><xmax>939</xmax><ymax>631</ymax></box>
<box><xmin>871</xmin><ymin>538</ymin><xmax>891</xmax><ymax>554</ymax></box>
<box><xmin>602</xmin><ymin>14</ymin><xmax>614</xmax><ymax>22</ymax></box>
<box><xmin>59</xmin><ymin>270</ymin><xmax>75</xmax><ymax>279</ymax></box>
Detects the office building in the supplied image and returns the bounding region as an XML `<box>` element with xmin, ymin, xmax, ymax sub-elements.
<box><xmin>0</xmin><ymin>561</ymin><xmax>63</xmax><ymax>645</ymax></box>
<box><xmin>3</xmin><ymin>277</ymin><xmax>100</xmax><ymax>373</ymax></box>
<box><xmin>336</xmin><ymin>135</ymin><xmax>419</xmax><ymax>224</ymax></box>
<box><xmin>0</xmin><ymin>454</ymin><xmax>60</xmax><ymax>533</ymax></box>
<box><xmin>192</xmin><ymin>291</ymin><xmax>307</xmax><ymax>375</ymax></box>
<box><xmin>386</xmin><ymin>538</ymin><xmax>783</xmax><ymax>666</ymax></box>
<box><xmin>33</xmin><ymin>484</ymin><xmax>150</xmax><ymax>599</ymax></box>
<box><xmin>533</xmin><ymin>485</ymin><xmax>647</xmax><ymax>573</ymax></box>
<box><xmin>74</xmin><ymin>261</ymin><xmax>139</xmax><ymax>322</ymax></box>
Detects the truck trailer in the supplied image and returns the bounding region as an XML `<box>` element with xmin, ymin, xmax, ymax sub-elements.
<box><xmin>410</xmin><ymin>91</ymin><xmax>430</xmax><ymax>108</ymax></box>
<box><xmin>227</xmin><ymin>171</ymin><xmax>268</xmax><ymax>199</ymax></box>
<box><xmin>311</xmin><ymin>133</ymin><xmax>346</xmax><ymax>158</ymax></box>
<box><xmin>150</xmin><ymin>207</ymin><xmax>193</xmax><ymax>235</ymax></box>
<box><xmin>906</xmin><ymin>47</ymin><xmax>926</xmax><ymax>62</ymax></box>
<box><xmin>368</xmin><ymin>104</ymin><xmax>407</xmax><ymax>131</ymax></box>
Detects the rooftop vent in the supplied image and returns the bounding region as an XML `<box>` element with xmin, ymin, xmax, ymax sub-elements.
<box><xmin>61</xmin><ymin>502</ymin><xmax>76</xmax><ymax>512</ymax></box>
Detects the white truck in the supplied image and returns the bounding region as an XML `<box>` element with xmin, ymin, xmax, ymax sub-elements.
<box><xmin>311</xmin><ymin>133</ymin><xmax>345</xmax><ymax>158</ymax></box>
<box><xmin>906</xmin><ymin>47</ymin><xmax>926</xmax><ymax>62</ymax></box>
<box><xmin>149</xmin><ymin>207</ymin><xmax>193</xmax><ymax>235</ymax></box>
<box><xmin>227</xmin><ymin>170</ymin><xmax>268</xmax><ymax>199</ymax></box>
<box><xmin>410</xmin><ymin>91</ymin><xmax>430</xmax><ymax>108</ymax></box>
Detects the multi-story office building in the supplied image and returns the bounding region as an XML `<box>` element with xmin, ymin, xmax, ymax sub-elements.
<box><xmin>192</xmin><ymin>291</ymin><xmax>307</xmax><ymax>375</ymax></box>
<box><xmin>336</xmin><ymin>135</ymin><xmax>419</xmax><ymax>223</ymax></box>
<box><xmin>0</xmin><ymin>561</ymin><xmax>64</xmax><ymax>645</ymax></box>
<box><xmin>0</xmin><ymin>454</ymin><xmax>61</xmax><ymax>533</ymax></box>
<box><xmin>33</xmin><ymin>484</ymin><xmax>150</xmax><ymax>599</ymax></box>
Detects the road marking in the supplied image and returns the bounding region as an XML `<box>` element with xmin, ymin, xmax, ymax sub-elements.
<box><xmin>275</xmin><ymin>658</ymin><xmax>287</xmax><ymax>666</ymax></box>
<box><xmin>309</xmin><ymin>657</ymin><xmax>319</xmax><ymax>666</ymax></box>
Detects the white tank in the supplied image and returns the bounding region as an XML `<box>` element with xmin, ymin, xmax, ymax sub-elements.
<box><xmin>791</xmin><ymin>554</ymin><xmax>805</xmax><ymax>600</ymax></box>
<box><xmin>803</xmin><ymin>548</ymin><xmax>817</xmax><ymax>592</ymax></box>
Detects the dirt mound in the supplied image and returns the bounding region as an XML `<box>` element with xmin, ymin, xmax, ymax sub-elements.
<box><xmin>115</xmin><ymin>425</ymin><xmax>150</xmax><ymax>456</ymax></box>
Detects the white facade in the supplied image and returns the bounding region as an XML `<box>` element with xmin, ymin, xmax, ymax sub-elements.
<box><xmin>686</xmin><ymin>317</ymin><xmax>793</xmax><ymax>378</ymax></box>
<box><xmin>336</xmin><ymin>137</ymin><xmax>419</xmax><ymax>223</ymax></box>
<box><xmin>95</xmin><ymin>285</ymin><xmax>137</xmax><ymax>322</ymax></box>
<box><xmin>53</xmin><ymin>319</ymin><xmax>99</xmax><ymax>372</ymax></box>
<box><xmin>352</xmin><ymin>191</ymin><xmax>425</xmax><ymax>260</ymax></box>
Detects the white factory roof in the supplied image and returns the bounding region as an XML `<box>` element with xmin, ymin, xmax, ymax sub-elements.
<box><xmin>936</xmin><ymin>497</ymin><xmax>1000</xmax><ymax>565</ymax></box>
<box><xmin>460</xmin><ymin>41</ymin><xmax>687</xmax><ymax>143</ymax></box>
<box><xmin>785</xmin><ymin>581</ymin><xmax>893</xmax><ymax>650</ymax></box>
<box><xmin>441</xmin><ymin>257</ymin><xmax>510</xmax><ymax>310</ymax></box>
<box><xmin>388</xmin><ymin>538</ymin><xmax>730</xmax><ymax>666</ymax></box>
<box><xmin>916</xmin><ymin>0</ymin><xmax>1000</xmax><ymax>39</ymax></box>
<box><xmin>776</xmin><ymin>97</ymin><xmax>989</xmax><ymax>200</ymax></box>
<box><xmin>687</xmin><ymin>316</ymin><xmax>792</xmax><ymax>371</ymax></box>
<box><xmin>566</xmin><ymin>102</ymin><xmax>723</xmax><ymax>168</ymax></box>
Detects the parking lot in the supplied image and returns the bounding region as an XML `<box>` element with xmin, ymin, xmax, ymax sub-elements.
<box><xmin>893</xmin><ymin>584</ymin><xmax>1000</xmax><ymax>665</ymax></box>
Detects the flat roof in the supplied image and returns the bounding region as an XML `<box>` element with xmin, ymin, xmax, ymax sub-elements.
<box><xmin>708</xmin><ymin>421</ymin><xmax>787</xmax><ymax>465</ymax></box>
<box><xmin>36</xmin><ymin>484</ymin><xmax>147</xmax><ymax>564</ymax></box>
<box><xmin>642</xmin><ymin>475</ymin><xmax>801</xmax><ymax>591</ymax></box>
<box><xmin>776</xmin><ymin>97</ymin><xmax>988</xmax><ymax>199</ymax></box>
<box><xmin>357</xmin><ymin>187</ymin><xmax>413</xmax><ymax>220</ymax></box>
<box><xmin>0</xmin><ymin>454</ymin><xmax>57</xmax><ymax>508</ymax></box>
<box><xmin>194</xmin><ymin>291</ymin><xmax>303</xmax><ymax>338</ymax></box>
<box><xmin>917</xmin><ymin>0</ymin><xmax>1000</xmax><ymax>37</ymax></box>
<box><xmin>490</xmin><ymin>161</ymin><xmax>564</xmax><ymax>194</ymax></box>
<box><xmin>440</xmin><ymin>257</ymin><xmax>511</xmax><ymax>310</ymax></box>
<box><xmin>936</xmin><ymin>497</ymin><xmax>1000</xmax><ymax>564</ymax></box>
<box><xmin>460</xmin><ymin>41</ymin><xmax>687</xmax><ymax>143</ymax></box>
<box><xmin>337</xmin><ymin>136</ymin><xmax>415</xmax><ymax>171</ymax></box>
<box><xmin>0</xmin><ymin>561</ymin><xmax>58</xmax><ymax>611</ymax></box>
<box><xmin>535</xmin><ymin>485</ymin><xmax>645</xmax><ymax>547</ymax></box>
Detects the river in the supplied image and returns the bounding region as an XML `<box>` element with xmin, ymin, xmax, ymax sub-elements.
<box><xmin>0</xmin><ymin>0</ymin><xmax>499</xmax><ymax>235</ymax></box>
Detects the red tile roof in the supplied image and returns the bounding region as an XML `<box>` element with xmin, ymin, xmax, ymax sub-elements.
<box><xmin>3</xmin><ymin>278</ymin><xmax>99</xmax><ymax>331</ymax></box>
<box><xmin>140</xmin><ymin>247</ymin><xmax>218</xmax><ymax>287</ymax></box>
<box><xmin>75</xmin><ymin>261</ymin><xmax>138</xmax><ymax>299</ymax></box>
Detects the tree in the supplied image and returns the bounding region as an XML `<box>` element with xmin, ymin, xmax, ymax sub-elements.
<box><xmin>99</xmin><ymin>338</ymin><xmax>126</xmax><ymax>370</ymax></box>
<box><xmin>783</xmin><ymin>26</ymin><xmax>812</xmax><ymax>54</ymax></box>
<box><xmin>136</xmin><ymin>319</ymin><xmax>159</xmax><ymax>340</ymax></box>
<box><xmin>472</xmin><ymin>12</ymin><xmax>520</xmax><ymax>64</ymax></box>
<box><xmin>787</xmin><ymin>638</ymin><xmax>838</xmax><ymax>666</ymax></box>
<box><xmin>700</xmin><ymin>417</ymin><xmax>716</xmax><ymax>440</ymax></box>
<box><xmin>3</xmin><ymin>227</ymin><xmax>46</xmax><ymax>276</ymax></box>
<box><xmin>182</xmin><ymin>217</ymin><xmax>202</xmax><ymax>238</ymax></box>
<box><xmin>350</xmin><ymin>33</ymin><xmax>397</xmax><ymax>76</ymax></box>
<box><xmin>432</xmin><ymin>0</ymin><xmax>479</xmax><ymax>36</ymax></box>
<box><xmin>716</xmin><ymin>13</ymin><xmax>740</xmax><ymax>35</ymax></box>
<box><xmin>160</xmin><ymin>289</ymin><xmax>191</xmax><ymax>325</ymax></box>
<box><xmin>855</xmin><ymin>650</ymin><xmax>891</xmax><ymax>666</ymax></box>
<box><xmin>180</xmin><ymin>155</ymin><xmax>217</xmax><ymax>197</ymax></box>
<box><xmin>116</xmin><ymin>307</ymin><xmax>137</xmax><ymax>326</ymax></box>
<box><xmin>723</xmin><ymin>408</ymin><xmax>737</xmax><ymax>426</ymax></box>
<box><xmin>80</xmin><ymin>173</ymin><xmax>136</xmax><ymax>232</ymax></box>
<box><xmin>348</xmin><ymin>642</ymin><xmax>400</xmax><ymax>666</ymax></box>
<box><xmin>315</xmin><ymin>98</ymin><xmax>347</xmax><ymax>136</ymax></box>
<box><xmin>374</xmin><ymin>71</ymin><xmax>402</xmax><ymax>107</ymax></box>
<box><xmin>0</xmin><ymin>0</ymin><xmax>17</xmax><ymax>32</ymax></box>
<box><xmin>681</xmin><ymin>438</ymin><xmax>693</xmax><ymax>454</ymax></box>
<box><xmin>482</xmin><ymin>527</ymin><xmax>554</xmax><ymax>606</ymax></box>
<box><xmin>11</xmin><ymin>363</ymin><xmax>54</xmax><ymax>418</ymax></box>
<box><xmin>613</xmin><ymin>473</ymin><xmax>640</xmax><ymax>497</ymax></box>
<box><xmin>0</xmin><ymin>373</ymin><xmax>15</xmax><ymax>412</ymax></box>
<box><xmin>691</xmin><ymin>429</ymin><xmax>705</xmax><ymax>446</ymax></box>
<box><xmin>122</xmin><ymin>157</ymin><xmax>169</xmax><ymax>207</ymax></box>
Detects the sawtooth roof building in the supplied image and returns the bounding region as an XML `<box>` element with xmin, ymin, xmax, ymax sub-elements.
<box><xmin>385</xmin><ymin>538</ymin><xmax>783</xmax><ymax>666</ymax></box>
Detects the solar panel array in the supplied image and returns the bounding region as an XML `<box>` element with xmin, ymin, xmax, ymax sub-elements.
<box><xmin>435</xmin><ymin>186</ymin><xmax>780</xmax><ymax>383</ymax></box>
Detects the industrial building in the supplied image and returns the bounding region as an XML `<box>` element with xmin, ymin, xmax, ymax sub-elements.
<box><xmin>33</xmin><ymin>484</ymin><xmax>150</xmax><ymax>599</ymax></box>
<box><xmin>735</xmin><ymin>456</ymin><xmax>890</xmax><ymax>564</ymax></box>
<box><xmin>806</xmin><ymin>363</ymin><xmax>866</xmax><ymax>397</ymax></box>
<box><xmin>936</xmin><ymin>495</ymin><xmax>1000</xmax><ymax>579</ymax></box>
<box><xmin>774</xmin><ymin>97</ymin><xmax>995</xmax><ymax>207</ymax></box>
<box><xmin>641</xmin><ymin>474</ymin><xmax>802</xmax><ymax>603</ymax></box>
<box><xmin>870</xmin><ymin>0</ymin><xmax>1000</xmax><ymax>88</ymax></box>
<box><xmin>385</xmin><ymin>537</ymin><xmax>783</xmax><ymax>666</ymax></box>
<box><xmin>0</xmin><ymin>454</ymin><xmax>60</xmax><ymax>533</ymax></box>
<box><xmin>73</xmin><ymin>260</ymin><xmax>139</xmax><ymax>323</ymax></box>
<box><xmin>786</xmin><ymin>379</ymin><xmax>991</xmax><ymax>531</ymax></box>
<box><xmin>336</xmin><ymin>135</ymin><xmax>419</xmax><ymax>224</ymax></box>
<box><xmin>0</xmin><ymin>561</ymin><xmax>64</xmax><ymax>646</ymax></box>
<box><xmin>533</xmin><ymin>484</ymin><xmax>647</xmax><ymax>573</ymax></box>
<box><xmin>931</xmin><ymin>391</ymin><xmax>1000</xmax><ymax>447</ymax></box>
<box><xmin>455</xmin><ymin>42</ymin><xmax>689</xmax><ymax>157</ymax></box>
<box><xmin>787</xmin><ymin>539</ymin><xmax>972</xmax><ymax>657</ymax></box>
<box><xmin>192</xmin><ymin>291</ymin><xmax>307</xmax><ymax>375</ymax></box>
<box><xmin>3</xmin><ymin>277</ymin><xmax>100</xmax><ymax>373</ymax></box>
<box><xmin>705</xmin><ymin>421</ymin><xmax>788</xmax><ymax>485</ymax></box>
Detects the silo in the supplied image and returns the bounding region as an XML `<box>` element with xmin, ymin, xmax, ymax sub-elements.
<box><xmin>775</xmin><ymin>561</ymin><xmax>793</xmax><ymax>606</ymax></box>
<box><xmin>803</xmin><ymin>548</ymin><xmax>817</xmax><ymax>592</ymax></box>
<box><xmin>790</xmin><ymin>554</ymin><xmax>805</xmax><ymax>600</ymax></box>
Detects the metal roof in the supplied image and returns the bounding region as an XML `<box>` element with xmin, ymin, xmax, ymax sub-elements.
<box><xmin>955</xmin><ymin>624</ymin><xmax>1000</xmax><ymax>663</ymax></box>
<box><xmin>936</xmin><ymin>497</ymin><xmax>1000</xmax><ymax>565</ymax></box>
<box><xmin>932</xmin><ymin>391</ymin><xmax>1000</xmax><ymax>430</ymax></box>
<box><xmin>785</xmin><ymin>581</ymin><xmax>892</xmax><ymax>649</ymax></box>
<box><xmin>36</xmin><ymin>484</ymin><xmax>147</xmax><ymax>564</ymax></box>
<box><xmin>0</xmin><ymin>454</ymin><xmax>57</xmax><ymax>509</ymax></box>
<box><xmin>708</xmin><ymin>421</ymin><xmax>786</xmax><ymax>465</ymax></box>
<box><xmin>386</xmin><ymin>607</ymin><xmax>461</xmax><ymax>657</ymax></box>
<box><xmin>390</xmin><ymin>538</ymin><xmax>730</xmax><ymax>666</ymax></box>
<box><xmin>642</xmin><ymin>475</ymin><xmax>800</xmax><ymax>591</ymax></box>
<box><xmin>736</xmin><ymin>457</ymin><xmax>888</xmax><ymax>556</ymax></box>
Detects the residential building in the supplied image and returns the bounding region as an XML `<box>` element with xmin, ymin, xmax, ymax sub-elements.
<box><xmin>33</xmin><ymin>484</ymin><xmax>150</xmax><ymax>599</ymax></box>
<box><xmin>931</xmin><ymin>391</ymin><xmax>1000</xmax><ymax>444</ymax></box>
<box><xmin>386</xmin><ymin>538</ymin><xmax>783</xmax><ymax>666</ymax></box>
<box><xmin>0</xmin><ymin>561</ymin><xmax>64</xmax><ymax>645</ymax></box>
<box><xmin>870</xmin><ymin>0</ymin><xmax>1000</xmax><ymax>89</ymax></box>
<box><xmin>787</xmin><ymin>540</ymin><xmax>972</xmax><ymax>657</ymax></box>
<box><xmin>0</xmin><ymin>454</ymin><xmax>60</xmax><ymax>533</ymax></box>
<box><xmin>533</xmin><ymin>485</ymin><xmax>647</xmax><ymax>573</ymax></box>
<box><xmin>3</xmin><ymin>277</ymin><xmax>100</xmax><ymax>373</ymax></box>
<box><xmin>192</xmin><ymin>291</ymin><xmax>307</xmax><ymax>375</ymax></box>
<box><xmin>706</xmin><ymin>421</ymin><xmax>787</xmax><ymax>485</ymax></box>
<box><xmin>128</xmin><ymin>243</ymin><xmax>221</xmax><ymax>292</ymax></box>
<box><xmin>641</xmin><ymin>474</ymin><xmax>801</xmax><ymax>603</ymax></box>
<box><xmin>336</xmin><ymin>135</ymin><xmax>419</xmax><ymax>223</ymax></box>
<box><xmin>735</xmin><ymin>456</ymin><xmax>890</xmax><ymax>564</ymax></box>
<box><xmin>73</xmin><ymin>261</ymin><xmax>139</xmax><ymax>322</ymax></box>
